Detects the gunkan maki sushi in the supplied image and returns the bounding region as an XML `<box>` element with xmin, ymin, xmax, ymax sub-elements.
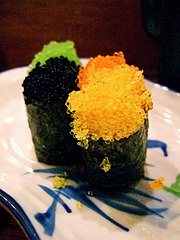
<box><xmin>66</xmin><ymin>52</ymin><xmax>153</xmax><ymax>190</ymax></box>
<box><xmin>22</xmin><ymin>41</ymin><xmax>82</xmax><ymax>165</ymax></box>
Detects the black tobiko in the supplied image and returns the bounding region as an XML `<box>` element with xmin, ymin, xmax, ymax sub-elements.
<box><xmin>22</xmin><ymin>56</ymin><xmax>81</xmax><ymax>165</ymax></box>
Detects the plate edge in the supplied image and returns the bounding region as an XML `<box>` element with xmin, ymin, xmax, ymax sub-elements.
<box><xmin>0</xmin><ymin>188</ymin><xmax>40</xmax><ymax>240</ymax></box>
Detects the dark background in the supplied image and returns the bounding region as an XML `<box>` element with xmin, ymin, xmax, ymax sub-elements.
<box><xmin>0</xmin><ymin>0</ymin><xmax>160</xmax><ymax>82</ymax></box>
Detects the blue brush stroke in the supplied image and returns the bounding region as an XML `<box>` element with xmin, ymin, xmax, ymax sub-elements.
<box><xmin>39</xmin><ymin>185</ymin><xmax>72</xmax><ymax>213</ymax></box>
<box><xmin>35</xmin><ymin>196</ymin><xmax>57</xmax><ymax>236</ymax></box>
<box><xmin>95</xmin><ymin>192</ymin><xmax>166</xmax><ymax>218</ymax></box>
<box><xmin>142</xmin><ymin>176</ymin><xmax>155</xmax><ymax>181</ymax></box>
<box><xmin>33</xmin><ymin>166</ymin><xmax>69</xmax><ymax>174</ymax></box>
<box><xmin>59</xmin><ymin>184</ymin><xmax>129</xmax><ymax>232</ymax></box>
<box><xmin>31</xmin><ymin>139</ymin><xmax>169</xmax><ymax>237</ymax></box>
<box><xmin>23</xmin><ymin>167</ymin><xmax>69</xmax><ymax>176</ymax></box>
<box><xmin>95</xmin><ymin>196</ymin><xmax>167</xmax><ymax>216</ymax></box>
<box><xmin>35</xmin><ymin>185</ymin><xmax>71</xmax><ymax>236</ymax></box>
<box><xmin>147</xmin><ymin>140</ymin><xmax>168</xmax><ymax>156</ymax></box>
<box><xmin>129</xmin><ymin>188</ymin><xmax>162</xmax><ymax>202</ymax></box>
<box><xmin>35</xmin><ymin>180</ymin><xmax>167</xmax><ymax>235</ymax></box>
<box><xmin>34</xmin><ymin>177</ymin><xmax>168</xmax><ymax>235</ymax></box>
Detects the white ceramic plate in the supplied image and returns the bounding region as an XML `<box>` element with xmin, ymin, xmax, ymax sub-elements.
<box><xmin>0</xmin><ymin>61</ymin><xmax>180</xmax><ymax>240</ymax></box>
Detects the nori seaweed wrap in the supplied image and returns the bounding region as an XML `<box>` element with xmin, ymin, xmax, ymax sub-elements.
<box><xmin>22</xmin><ymin>41</ymin><xmax>82</xmax><ymax>165</ymax></box>
<box><xmin>83</xmin><ymin>120</ymin><xmax>148</xmax><ymax>190</ymax></box>
<box><xmin>66</xmin><ymin>52</ymin><xmax>153</xmax><ymax>190</ymax></box>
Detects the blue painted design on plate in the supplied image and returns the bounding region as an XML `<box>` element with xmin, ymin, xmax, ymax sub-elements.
<box><xmin>147</xmin><ymin>139</ymin><xmax>168</xmax><ymax>156</ymax></box>
<box><xmin>25</xmin><ymin>139</ymin><xmax>170</xmax><ymax>237</ymax></box>
<box><xmin>32</xmin><ymin>169</ymin><xmax>168</xmax><ymax>236</ymax></box>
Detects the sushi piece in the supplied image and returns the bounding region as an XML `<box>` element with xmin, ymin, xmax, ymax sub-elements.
<box><xmin>22</xmin><ymin>41</ymin><xmax>82</xmax><ymax>165</ymax></box>
<box><xmin>66</xmin><ymin>52</ymin><xmax>153</xmax><ymax>190</ymax></box>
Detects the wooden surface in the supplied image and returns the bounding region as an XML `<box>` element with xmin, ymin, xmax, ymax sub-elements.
<box><xmin>0</xmin><ymin>206</ymin><xmax>27</xmax><ymax>240</ymax></box>
<box><xmin>0</xmin><ymin>0</ymin><xmax>159</xmax><ymax>81</ymax></box>
<box><xmin>0</xmin><ymin>1</ymin><xmax>159</xmax><ymax>239</ymax></box>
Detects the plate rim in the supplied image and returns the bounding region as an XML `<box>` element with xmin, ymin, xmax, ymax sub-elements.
<box><xmin>0</xmin><ymin>63</ymin><xmax>180</xmax><ymax>240</ymax></box>
<box><xmin>0</xmin><ymin>188</ymin><xmax>40</xmax><ymax>240</ymax></box>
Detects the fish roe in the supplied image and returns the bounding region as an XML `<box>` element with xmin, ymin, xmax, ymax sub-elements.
<box><xmin>100</xmin><ymin>157</ymin><xmax>111</xmax><ymax>172</ymax></box>
<box><xmin>53</xmin><ymin>176</ymin><xmax>66</xmax><ymax>189</ymax></box>
<box><xmin>22</xmin><ymin>56</ymin><xmax>80</xmax><ymax>105</ymax></box>
<box><xmin>77</xmin><ymin>52</ymin><xmax>126</xmax><ymax>89</ymax></box>
<box><xmin>150</xmin><ymin>177</ymin><xmax>165</xmax><ymax>190</ymax></box>
<box><xmin>66</xmin><ymin>53</ymin><xmax>153</xmax><ymax>149</ymax></box>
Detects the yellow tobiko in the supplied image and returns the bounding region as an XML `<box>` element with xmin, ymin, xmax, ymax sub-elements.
<box><xmin>66</xmin><ymin>53</ymin><xmax>153</xmax><ymax>149</ymax></box>
<box><xmin>53</xmin><ymin>176</ymin><xmax>66</xmax><ymax>189</ymax></box>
